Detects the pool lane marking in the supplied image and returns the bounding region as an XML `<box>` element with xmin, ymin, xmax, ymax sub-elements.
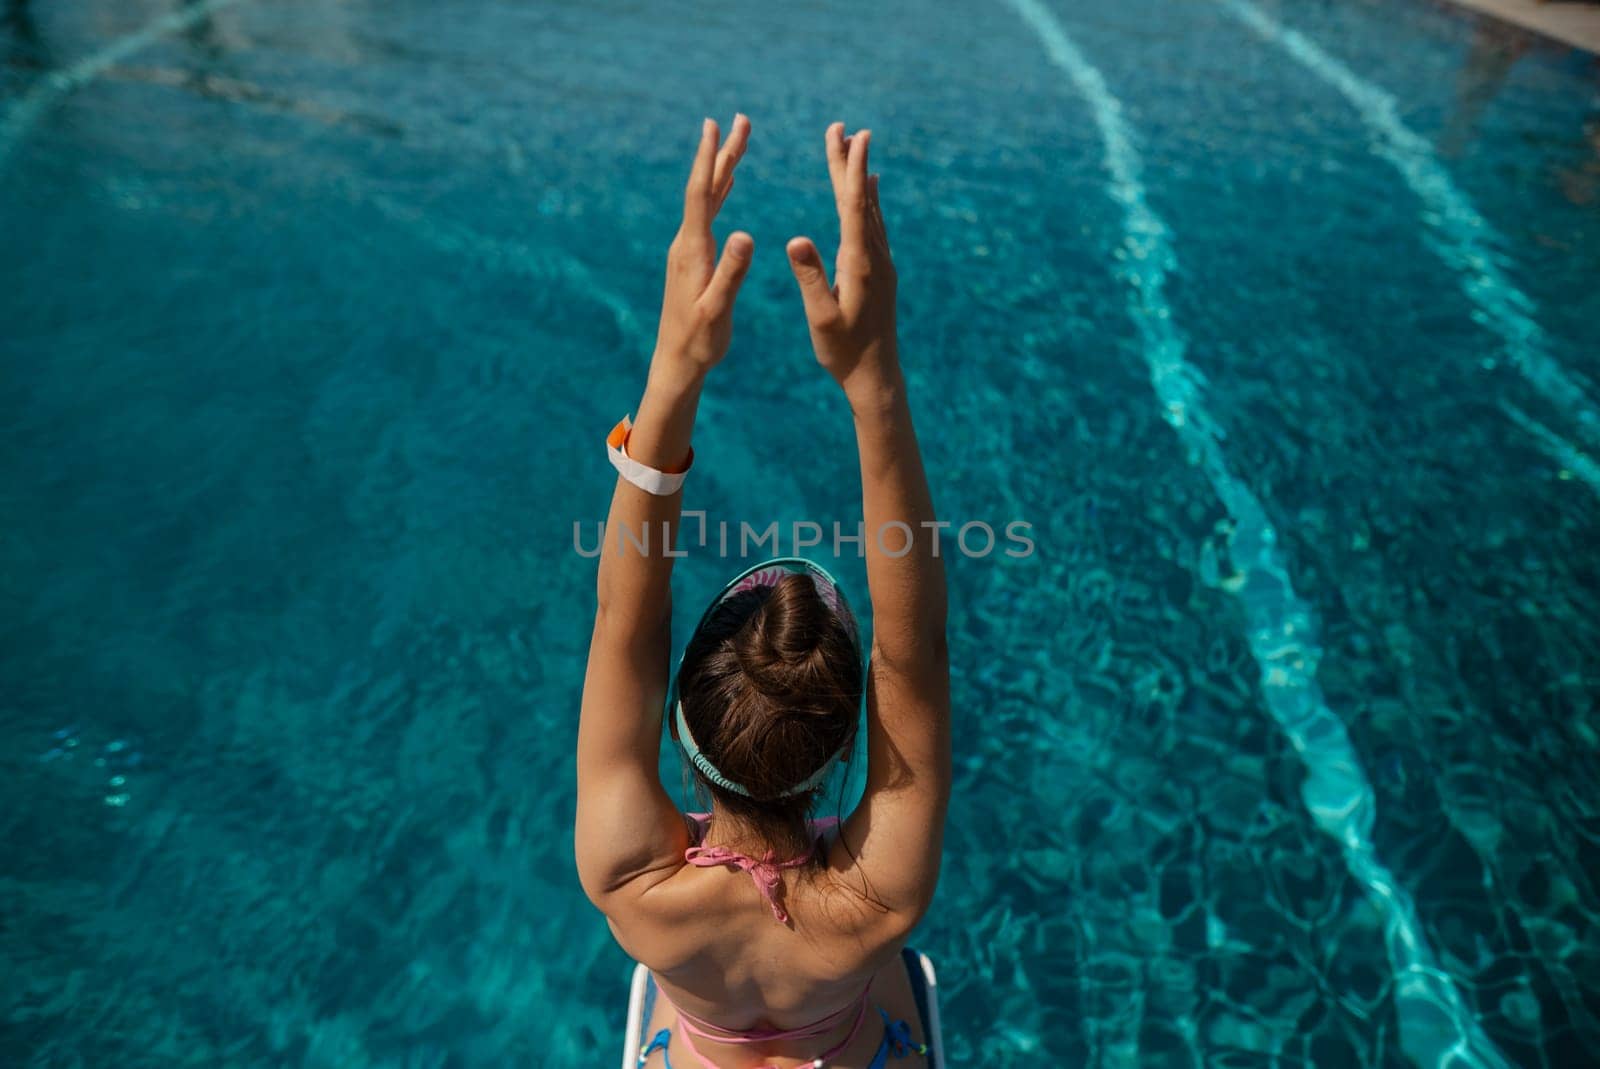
<box><xmin>999</xmin><ymin>2</ymin><xmax>1511</xmax><ymax>1066</ymax></box>
<box><xmin>1501</xmin><ymin>402</ymin><xmax>1600</xmax><ymax>490</ymax></box>
<box><xmin>1218</xmin><ymin>0</ymin><xmax>1600</xmax><ymax>482</ymax></box>
<box><xmin>0</xmin><ymin>0</ymin><xmax>249</xmax><ymax>168</ymax></box>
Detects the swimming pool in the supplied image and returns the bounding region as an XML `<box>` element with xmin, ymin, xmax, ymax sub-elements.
<box><xmin>3</xmin><ymin>0</ymin><xmax>1598</xmax><ymax>1064</ymax></box>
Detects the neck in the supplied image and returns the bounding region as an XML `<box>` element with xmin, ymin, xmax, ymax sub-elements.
<box><xmin>701</xmin><ymin>810</ymin><xmax>811</xmax><ymax>861</ymax></box>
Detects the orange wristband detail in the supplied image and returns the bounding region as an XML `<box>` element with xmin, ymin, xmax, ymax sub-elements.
<box><xmin>607</xmin><ymin>415</ymin><xmax>694</xmax><ymax>494</ymax></box>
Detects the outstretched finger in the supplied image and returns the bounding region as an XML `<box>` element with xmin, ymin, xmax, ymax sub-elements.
<box><xmin>682</xmin><ymin>118</ymin><xmax>720</xmax><ymax>236</ymax></box>
<box><xmin>787</xmin><ymin>237</ymin><xmax>841</xmax><ymax>331</ymax></box>
<box><xmin>712</xmin><ymin>113</ymin><xmax>750</xmax><ymax>213</ymax></box>
<box><xmin>839</xmin><ymin>128</ymin><xmax>870</xmax><ymax>248</ymax></box>
<box><xmin>824</xmin><ymin>122</ymin><xmax>848</xmax><ymax>205</ymax></box>
<box><xmin>700</xmin><ymin>232</ymin><xmax>755</xmax><ymax>316</ymax></box>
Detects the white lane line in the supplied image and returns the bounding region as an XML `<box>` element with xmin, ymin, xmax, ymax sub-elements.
<box><xmin>1502</xmin><ymin>401</ymin><xmax>1600</xmax><ymax>490</ymax></box>
<box><xmin>0</xmin><ymin>0</ymin><xmax>249</xmax><ymax>168</ymax></box>
<box><xmin>998</xmin><ymin>1</ymin><xmax>1511</xmax><ymax>1065</ymax></box>
<box><xmin>1220</xmin><ymin>0</ymin><xmax>1600</xmax><ymax>487</ymax></box>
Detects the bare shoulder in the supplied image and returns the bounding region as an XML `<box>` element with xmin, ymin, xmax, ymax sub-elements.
<box><xmin>603</xmin><ymin>856</ymin><xmax>918</xmax><ymax>981</ymax></box>
<box><xmin>816</xmin><ymin>837</ymin><xmax>930</xmax><ymax>946</ymax></box>
<box><xmin>596</xmin><ymin>865</ymin><xmax>719</xmax><ymax>973</ymax></box>
<box><xmin>828</xmin><ymin>654</ymin><xmax>951</xmax><ymax>924</ymax></box>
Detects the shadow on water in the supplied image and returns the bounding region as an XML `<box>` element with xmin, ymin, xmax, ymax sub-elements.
<box><xmin>133</xmin><ymin>0</ymin><xmax>404</xmax><ymax>140</ymax></box>
<box><xmin>1439</xmin><ymin>19</ymin><xmax>1534</xmax><ymax>158</ymax></box>
<box><xmin>176</xmin><ymin>0</ymin><xmax>229</xmax><ymax>63</ymax></box>
<box><xmin>108</xmin><ymin>64</ymin><xmax>406</xmax><ymax>139</ymax></box>
<box><xmin>1556</xmin><ymin>114</ymin><xmax>1600</xmax><ymax>206</ymax></box>
<box><xmin>3</xmin><ymin>0</ymin><xmax>51</xmax><ymax>70</ymax></box>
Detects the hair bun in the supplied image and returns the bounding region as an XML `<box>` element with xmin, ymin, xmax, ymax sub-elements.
<box><xmin>732</xmin><ymin>574</ymin><xmax>832</xmax><ymax>699</ymax></box>
<box><xmin>675</xmin><ymin>570</ymin><xmax>864</xmax><ymax>811</ymax></box>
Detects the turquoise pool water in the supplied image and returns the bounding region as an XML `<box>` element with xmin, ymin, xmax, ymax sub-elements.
<box><xmin>3</xmin><ymin>0</ymin><xmax>1598</xmax><ymax>1065</ymax></box>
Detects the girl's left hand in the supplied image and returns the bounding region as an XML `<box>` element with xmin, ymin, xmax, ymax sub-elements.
<box><xmin>653</xmin><ymin>114</ymin><xmax>754</xmax><ymax>378</ymax></box>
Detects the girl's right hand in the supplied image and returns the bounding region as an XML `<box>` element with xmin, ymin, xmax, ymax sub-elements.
<box><xmin>786</xmin><ymin>124</ymin><xmax>900</xmax><ymax>404</ymax></box>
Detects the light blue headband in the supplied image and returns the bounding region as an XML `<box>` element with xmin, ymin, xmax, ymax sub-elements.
<box><xmin>674</xmin><ymin>701</ymin><xmax>844</xmax><ymax>799</ymax></box>
<box><xmin>668</xmin><ymin>557</ymin><xmax>863</xmax><ymax>800</ymax></box>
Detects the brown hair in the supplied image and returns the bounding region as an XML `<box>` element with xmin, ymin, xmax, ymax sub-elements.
<box><xmin>676</xmin><ymin>573</ymin><xmax>864</xmax><ymax>865</ymax></box>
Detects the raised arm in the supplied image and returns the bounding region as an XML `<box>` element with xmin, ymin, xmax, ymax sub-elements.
<box><xmin>575</xmin><ymin>115</ymin><xmax>754</xmax><ymax>908</ymax></box>
<box><xmin>786</xmin><ymin>125</ymin><xmax>951</xmax><ymax>923</ymax></box>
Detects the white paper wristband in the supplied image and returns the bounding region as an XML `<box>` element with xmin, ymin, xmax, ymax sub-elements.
<box><xmin>606</xmin><ymin>415</ymin><xmax>692</xmax><ymax>496</ymax></box>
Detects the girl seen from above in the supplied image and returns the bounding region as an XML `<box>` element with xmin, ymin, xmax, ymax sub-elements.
<box><xmin>576</xmin><ymin>113</ymin><xmax>950</xmax><ymax>1069</ymax></box>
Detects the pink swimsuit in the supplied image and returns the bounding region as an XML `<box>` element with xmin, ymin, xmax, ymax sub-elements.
<box><xmin>682</xmin><ymin>811</ymin><xmax>839</xmax><ymax>923</ymax></box>
<box><xmin>655</xmin><ymin>813</ymin><xmax>878</xmax><ymax>1069</ymax></box>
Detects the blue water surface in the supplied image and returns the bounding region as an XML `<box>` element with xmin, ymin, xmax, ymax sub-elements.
<box><xmin>2</xmin><ymin>0</ymin><xmax>1598</xmax><ymax>1066</ymax></box>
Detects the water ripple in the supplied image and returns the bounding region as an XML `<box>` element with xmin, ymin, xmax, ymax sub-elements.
<box><xmin>0</xmin><ymin>0</ymin><xmax>251</xmax><ymax>169</ymax></box>
<box><xmin>999</xmin><ymin>1</ymin><xmax>1511</xmax><ymax>1065</ymax></box>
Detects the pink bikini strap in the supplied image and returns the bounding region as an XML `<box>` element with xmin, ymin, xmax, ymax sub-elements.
<box><xmin>660</xmin><ymin>984</ymin><xmax>872</xmax><ymax>1069</ymax></box>
<box><xmin>683</xmin><ymin>843</ymin><xmax>814</xmax><ymax>923</ymax></box>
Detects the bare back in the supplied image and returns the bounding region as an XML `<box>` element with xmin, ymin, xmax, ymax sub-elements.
<box><xmin>608</xmin><ymin>828</ymin><xmax>929</xmax><ymax>1068</ymax></box>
